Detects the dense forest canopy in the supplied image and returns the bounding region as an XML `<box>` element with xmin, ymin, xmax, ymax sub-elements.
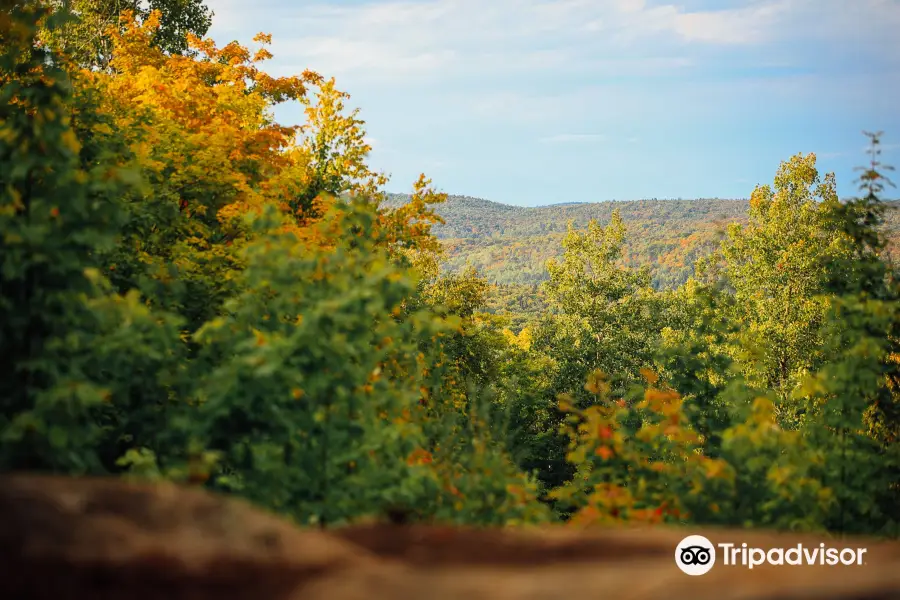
<box><xmin>2</xmin><ymin>0</ymin><xmax>899</xmax><ymax>538</ymax></box>
<box><xmin>382</xmin><ymin>194</ymin><xmax>900</xmax><ymax>328</ymax></box>
<box><xmin>382</xmin><ymin>194</ymin><xmax>900</xmax><ymax>287</ymax></box>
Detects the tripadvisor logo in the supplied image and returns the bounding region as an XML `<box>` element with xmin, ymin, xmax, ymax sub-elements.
<box><xmin>675</xmin><ymin>535</ymin><xmax>716</xmax><ymax>576</ymax></box>
<box><xmin>675</xmin><ymin>535</ymin><xmax>868</xmax><ymax>575</ymax></box>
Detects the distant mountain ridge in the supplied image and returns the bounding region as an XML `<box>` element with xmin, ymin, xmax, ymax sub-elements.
<box><xmin>385</xmin><ymin>193</ymin><xmax>900</xmax><ymax>290</ymax></box>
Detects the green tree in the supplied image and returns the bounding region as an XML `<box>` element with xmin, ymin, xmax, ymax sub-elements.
<box><xmin>504</xmin><ymin>211</ymin><xmax>667</xmax><ymax>493</ymax></box>
<box><xmin>40</xmin><ymin>0</ymin><xmax>212</xmax><ymax>70</ymax></box>
<box><xmin>186</xmin><ymin>203</ymin><xmax>451</xmax><ymax>526</ymax></box>
<box><xmin>493</xmin><ymin>329</ymin><xmax>563</xmax><ymax>497</ymax></box>
<box><xmin>715</xmin><ymin>153</ymin><xmax>848</xmax><ymax>426</ymax></box>
<box><xmin>655</xmin><ymin>279</ymin><xmax>738</xmax><ymax>456</ymax></box>
<box><xmin>799</xmin><ymin>132</ymin><xmax>900</xmax><ymax>535</ymax></box>
<box><xmin>540</xmin><ymin>209</ymin><xmax>665</xmax><ymax>402</ymax></box>
<box><xmin>0</xmin><ymin>0</ymin><xmax>184</xmax><ymax>474</ymax></box>
<box><xmin>418</xmin><ymin>266</ymin><xmax>507</xmax><ymax>390</ymax></box>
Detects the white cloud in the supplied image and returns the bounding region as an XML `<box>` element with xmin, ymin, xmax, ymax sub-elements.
<box><xmin>201</xmin><ymin>1</ymin><xmax>768</xmax><ymax>81</ymax></box>
<box><xmin>205</xmin><ymin>0</ymin><xmax>900</xmax><ymax>89</ymax></box>
<box><xmin>672</xmin><ymin>3</ymin><xmax>784</xmax><ymax>44</ymax></box>
<box><xmin>540</xmin><ymin>133</ymin><xmax>608</xmax><ymax>143</ymax></box>
<box><xmin>204</xmin><ymin>0</ymin><xmax>900</xmax><ymax>155</ymax></box>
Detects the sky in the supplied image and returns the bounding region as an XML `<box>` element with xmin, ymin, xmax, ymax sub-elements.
<box><xmin>204</xmin><ymin>0</ymin><xmax>900</xmax><ymax>207</ymax></box>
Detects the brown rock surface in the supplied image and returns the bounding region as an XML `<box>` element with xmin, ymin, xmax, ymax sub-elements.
<box><xmin>1</xmin><ymin>474</ymin><xmax>899</xmax><ymax>600</ymax></box>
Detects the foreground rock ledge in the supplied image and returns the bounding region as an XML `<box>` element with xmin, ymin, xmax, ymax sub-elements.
<box><xmin>1</xmin><ymin>475</ymin><xmax>899</xmax><ymax>600</ymax></box>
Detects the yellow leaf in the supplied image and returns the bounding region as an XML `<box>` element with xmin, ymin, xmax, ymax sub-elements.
<box><xmin>639</xmin><ymin>368</ymin><xmax>659</xmax><ymax>385</ymax></box>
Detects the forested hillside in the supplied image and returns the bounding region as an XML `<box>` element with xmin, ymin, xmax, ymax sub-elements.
<box><xmin>384</xmin><ymin>194</ymin><xmax>900</xmax><ymax>290</ymax></box>
<box><xmin>3</xmin><ymin>0</ymin><xmax>899</xmax><ymax>545</ymax></box>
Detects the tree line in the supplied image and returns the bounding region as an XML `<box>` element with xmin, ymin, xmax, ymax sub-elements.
<box><xmin>2</xmin><ymin>0</ymin><xmax>898</xmax><ymax>536</ymax></box>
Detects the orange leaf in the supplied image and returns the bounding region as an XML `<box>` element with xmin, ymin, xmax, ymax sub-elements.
<box><xmin>595</xmin><ymin>446</ymin><xmax>614</xmax><ymax>460</ymax></box>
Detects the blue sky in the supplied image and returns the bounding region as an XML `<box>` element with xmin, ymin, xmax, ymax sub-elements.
<box><xmin>205</xmin><ymin>0</ymin><xmax>900</xmax><ymax>206</ymax></box>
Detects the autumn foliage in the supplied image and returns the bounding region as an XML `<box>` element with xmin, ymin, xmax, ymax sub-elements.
<box><xmin>1</xmin><ymin>1</ymin><xmax>898</xmax><ymax>537</ymax></box>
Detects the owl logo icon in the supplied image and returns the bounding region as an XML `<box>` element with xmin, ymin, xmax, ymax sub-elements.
<box><xmin>675</xmin><ymin>535</ymin><xmax>716</xmax><ymax>576</ymax></box>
